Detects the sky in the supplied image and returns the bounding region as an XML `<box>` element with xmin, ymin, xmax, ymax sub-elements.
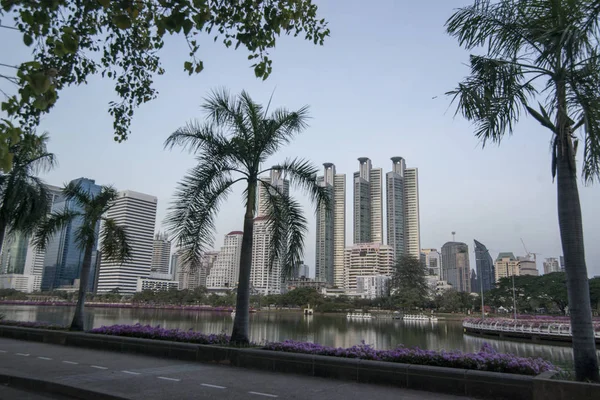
<box><xmin>1</xmin><ymin>0</ymin><xmax>599</xmax><ymax>277</ymax></box>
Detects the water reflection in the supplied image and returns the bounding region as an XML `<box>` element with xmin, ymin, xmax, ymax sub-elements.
<box><xmin>2</xmin><ymin>305</ymin><xmax>596</xmax><ymax>370</ymax></box>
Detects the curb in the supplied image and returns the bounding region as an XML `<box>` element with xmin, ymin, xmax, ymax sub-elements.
<box><xmin>0</xmin><ymin>373</ymin><xmax>129</xmax><ymax>400</ymax></box>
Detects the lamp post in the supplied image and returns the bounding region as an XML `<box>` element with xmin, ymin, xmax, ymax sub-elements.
<box><xmin>505</xmin><ymin>261</ymin><xmax>519</xmax><ymax>320</ymax></box>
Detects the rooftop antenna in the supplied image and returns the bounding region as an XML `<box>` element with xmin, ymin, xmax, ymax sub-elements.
<box><xmin>452</xmin><ymin>231</ymin><xmax>456</xmax><ymax>241</ymax></box>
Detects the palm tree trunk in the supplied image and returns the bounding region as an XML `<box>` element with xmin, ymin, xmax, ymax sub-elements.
<box><xmin>231</xmin><ymin>180</ymin><xmax>256</xmax><ymax>344</ymax></box>
<box><xmin>70</xmin><ymin>242</ymin><xmax>94</xmax><ymax>331</ymax></box>
<box><xmin>557</xmin><ymin>135</ymin><xmax>600</xmax><ymax>382</ymax></box>
<box><xmin>0</xmin><ymin>221</ymin><xmax>6</xmax><ymax>260</ymax></box>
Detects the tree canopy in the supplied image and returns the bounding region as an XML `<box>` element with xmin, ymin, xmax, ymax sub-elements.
<box><xmin>389</xmin><ymin>255</ymin><xmax>428</xmax><ymax>309</ymax></box>
<box><xmin>0</xmin><ymin>0</ymin><xmax>329</xmax><ymax>171</ymax></box>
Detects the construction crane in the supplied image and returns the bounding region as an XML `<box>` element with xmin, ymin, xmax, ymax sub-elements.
<box><xmin>520</xmin><ymin>238</ymin><xmax>541</xmax><ymax>262</ymax></box>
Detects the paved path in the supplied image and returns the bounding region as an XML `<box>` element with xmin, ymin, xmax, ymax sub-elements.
<box><xmin>0</xmin><ymin>385</ymin><xmax>73</xmax><ymax>400</ymax></box>
<box><xmin>0</xmin><ymin>338</ymin><xmax>473</xmax><ymax>400</ymax></box>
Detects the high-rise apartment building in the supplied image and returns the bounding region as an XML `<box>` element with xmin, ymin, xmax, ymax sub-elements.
<box><xmin>176</xmin><ymin>250</ymin><xmax>219</xmax><ymax>290</ymax></box>
<box><xmin>257</xmin><ymin>168</ymin><xmax>289</xmax><ymax>218</ymax></box>
<box><xmin>421</xmin><ymin>248</ymin><xmax>442</xmax><ymax>278</ymax></box>
<box><xmin>41</xmin><ymin>178</ymin><xmax>101</xmax><ymax>292</ymax></box>
<box><xmin>474</xmin><ymin>240</ymin><xmax>495</xmax><ymax>292</ymax></box>
<box><xmin>315</xmin><ymin>163</ymin><xmax>346</xmax><ymax>286</ymax></box>
<box><xmin>385</xmin><ymin>157</ymin><xmax>420</xmax><ymax>260</ymax></box>
<box><xmin>151</xmin><ymin>232</ymin><xmax>171</xmax><ymax>275</ymax></box>
<box><xmin>353</xmin><ymin>158</ymin><xmax>383</xmax><ymax>245</ymax></box>
<box><xmin>96</xmin><ymin>190</ymin><xmax>157</xmax><ymax>294</ymax></box>
<box><xmin>495</xmin><ymin>252</ymin><xmax>520</xmax><ymax>281</ymax></box>
<box><xmin>518</xmin><ymin>256</ymin><xmax>538</xmax><ymax>276</ymax></box>
<box><xmin>543</xmin><ymin>257</ymin><xmax>561</xmax><ymax>274</ymax></box>
<box><xmin>344</xmin><ymin>243</ymin><xmax>394</xmax><ymax>290</ymax></box>
<box><xmin>250</xmin><ymin>217</ymin><xmax>281</xmax><ymax>295</ymax></box>
<box><xmin>441</xmin><ymin>241</ymin><xmax>470</xmax><ymax>292</ymax></box>
<box><xmin>206</xmin><ymin>232</ymin><xmax>243</xmax><ymax>289</ymax></box>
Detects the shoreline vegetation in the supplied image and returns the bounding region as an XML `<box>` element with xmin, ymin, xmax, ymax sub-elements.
<box><xmin>0</xmin><ymin>320</ymin><xmax>559</xmax><ymax>376</ymax></box>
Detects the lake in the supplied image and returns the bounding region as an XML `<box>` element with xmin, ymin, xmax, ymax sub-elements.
<box><xmin>1</xmin><ymin>305</ymin><xmax>593</xmax><ymax>370</ymax></box>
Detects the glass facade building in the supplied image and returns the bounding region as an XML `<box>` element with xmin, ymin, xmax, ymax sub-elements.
<box><xmin>474</xmin><ymin>239</ymin><xmax>495</xmax><ymax>292</ymax></box>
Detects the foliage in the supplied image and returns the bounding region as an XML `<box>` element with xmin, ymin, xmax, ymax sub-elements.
<box><xmin>89</xmin><ymin>323</ymin><xmax>230</xmax><ymax>345</ymax></box>
<box><xmin>485</xmin><ymin>273</ymin><xmax>569</xmax><ymax>314</ymax></box>
<box><xmin>434</xmin><ymin>289</ymin><xmax>473</xmax><ymax>313</ymax></box>
<box><xmin>0</xmin><ymin>132</ymin><xmax>55</xmax><ymax>250</ymax></box>
<box><xmin>389</xmin><ymin>255</ymin><xmax>428</xmax><ymax>309</ymax></box>
<box><xmin>0</xmin><ymin>288</ymin><xmax>27</xmax><ymax>300</ymax></box>
<box><xmin>264</xmin><ymin>340</ymin><xmax>557</xmax><ymax>376</ymax></box>
<box><xmin>0</xmin><ymin>0</ymin><xmax>329</xmax><ymax>171</ymax></box>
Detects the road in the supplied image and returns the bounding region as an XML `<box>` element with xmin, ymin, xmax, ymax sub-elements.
<box><xmin>0</xmin><ymin>337</ymin><xmax>473</xmax><ymax>400</ymax></box>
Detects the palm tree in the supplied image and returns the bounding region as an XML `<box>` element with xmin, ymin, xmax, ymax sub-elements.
<box><xmin>0</xmin><ymin>132</ymin><xmax>56</xmax><ymax>255</ymax></box>
<box><xmin>446</xmin><ymin>0</ymin><xmax>600</xmax><ymax>381</ymax></box>
<box><xmin>165</xmin><ymin>89</ymin><xmax>330</xmax><ymax>344</ymax></box>
<box><xmin>33</xmin><ymin>182</ymin><xmax>131</xmax><ymax>331</ymax></box>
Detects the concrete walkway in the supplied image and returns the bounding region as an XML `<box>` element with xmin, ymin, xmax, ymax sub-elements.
<box><xmin>0</xmin><ymin>338</ymin><xmax>474</xmax><ymax>400</ymax></box>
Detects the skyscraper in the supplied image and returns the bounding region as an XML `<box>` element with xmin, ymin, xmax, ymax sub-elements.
<box><xmin>96</xmin><ymin>190</ymin><xmax>157</xmax><ymax>294</ymax></box>
<box><xmin>474</xmin><ymin>240</ymin><xmax>495</xmax><ymax>292</ymax></box>
<box><xmin>250</xmin><ymin>217</ymin><xmax>281</xmax><ymax>295</ymax></box>
<box><xmin>421</xmin><ymin>248</ymin><xmax>442</xmax><ymax>278</ymax></box>
<box><xmin>257</xmin><ymin>168</ymin><xmax>289</xmax><ymax>218</ymax></box>
<box><xmin>315</xmin><ymin>163</ymin><xmax>346</xmax><ymax>286</ymax></box>
<box><xmin>41</xmin><ymin>178</ymin><xmax>101</xmax><ymax>292</ymax></box>
<box><xmin>386</xmin><ymin>157</ymin><xmax>420</xmax><ymax>260</ymax></box>
<box><xmin>151</xmin><ymin>232</ymin><xmax>171</xmax><ymax>275</ymax></box>
<box><xmin>0</xmin><ymin>231</ymin><xmax>30</xmax><ymax>275</ymax></box>
<box><xmin>206</xmin><ymin>231</ymin><xmax>243</xmax><ymax>289</ymax></box>
<box><xmin>543</xmin><ymin>257</ymin><xmax>561</xmax><ymax>274</ymax></box>
<box><xmin>353</xmin><ymin>158</ymin><xmax>383</xmax><ymax>244</ymax></box>
<box><xmin>344</xmin><ymin>242</ymin><xmax>394</xmax><ymax>290</ymax></box>
<box><xmin>441</xmin><ymin>241</ymin><xmax>471</xmax><ymax>292</ymax></box>
<box><xmin>495</xmin><ymin>252</ymin><xmax>520</xmax><ymax>281</ymax></box>
<box><xmin>403</xmin><ymin>167</ymin><xmax>420</xmax><ymax>258</ymax></box>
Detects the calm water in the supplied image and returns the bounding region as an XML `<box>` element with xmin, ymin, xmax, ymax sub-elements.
<box><xmin>2</xmin><ymin>305</ymin><xmax>595</xmax><ymax>370</ymax></box>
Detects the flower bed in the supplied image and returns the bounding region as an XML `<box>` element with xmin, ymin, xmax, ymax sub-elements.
<box><xmin>88</xmin><ymin>323</ymin><xmax>231</xmax><ymax>345</ymax></box>
<box><xmin>0</xmin><ymin>319</ymin><xmax>66</xmax><ymax>330</ymax></box>
<box><xmin>264</xmin><ymin>340</ymin><xmax>557</xmax><ymax>376</ymax></box>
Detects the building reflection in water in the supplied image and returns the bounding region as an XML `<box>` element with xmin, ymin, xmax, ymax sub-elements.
<box><xmin>2</xmin><ymin>305</ymin><xmax>594</xmax><ymax>369</ymax></box>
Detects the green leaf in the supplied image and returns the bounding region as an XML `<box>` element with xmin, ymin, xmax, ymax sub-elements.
<box><xmin>195</xmin><ymin>61</ymin><xmax>204</xmax><ymax>73</ymax></box>
<box><xmin>97</xmin><ymin>0</ymin><xmax>110</xmax><ymax>7</ymax></box>
<box><xmin>184</xmin><ymin>61</ymin><xmax>193</xmax><ymax>75</ymax></box>
<box><xmin>23</xmin><ymin>34</ymin><xmax>33</xmax><ymax>47</ymax></box>
<box><xmin>182</xmin><ymin>19</ymin><xmax>194</xmax><ymax>35</ymax></box>
<box><xmin>63</xmin><ymin>33</ymin><xmax>79</xmax><ymax>53</ymax></box>
<box><xmin>29</xmin><ymin>73</ymin><xmax>51</xmax><ymax>95</ymax></box>
<box><xmin>113</xmin><ymin>15</ymin><xmax>132</xmax><ymax>30</ymax></box>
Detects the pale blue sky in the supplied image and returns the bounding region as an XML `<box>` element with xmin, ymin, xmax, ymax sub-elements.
<box><xmin>2</xmin><ymin>0</ymin><xmax>599</xmax><ymax>277</ymax></box>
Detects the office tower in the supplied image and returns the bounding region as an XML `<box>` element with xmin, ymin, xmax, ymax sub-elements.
<box><xmin>315</xmin><ymin>163</ymin><xmax>346</xmax><ymax>286</ymax></box>
<box><xmin>353</xmin><ymin>158</ymin><xmax>383</xmax><ymax>245</ymax></box>
<box><xmin>386</xmin><ymin>157</ymin><xmax>405</xmax><ymax>259</ymax></box>
<box><xmin>176</xmin><ymin>250</ymin><xmax>219</xmax><ymax>289</ymax></box>
<box><xmin>170</xmin><ymin>252</ymin><xmax>179</xmax><ymax>281</ymax></box>
<box><xmin>474</xmin><ymin>240</ymin><xmax>495</xmax><ymax>292</ymax></box>
<box><xmin>543</xmin><ymin>257</ymin><xmax>561</xmax><ymax>274</ymax></box>
<box><xmin>470</xmin><ymin>269</ymin><xmax>480</xmax><ymax>294</ymax></box>
<box><xmin>441</xmin><ymin>241</ymin><xmax>470</xmax><ymax>292</ymax></box>
<box><xmin>494</xmin><ymin>252</ymin><xmax>520</xmax><ymax>281</ymax></box>
<box><xmin>299</xmin><ymin>264</ymin><xmax>310</xmax><ymax>278</ymax></box>
<box><xmin>386</xmin><ymin>157</ymin><xmax>420</xmax><ymax>260</ymax></box>
<box><xmin>559</xmin><ymin>256</ymin><xmax>565</xmax><ymax>271</ymax></box>
<box><xmin>23</xmin><ymin>184</ymin><xmax>62</xmax><ymax>292</ymax></box>
<box><xmin>151</xmin><ymin>232</ymin><xmax>171</xmax><ymax>274</ymax></box>
<box><xmin>344</xmin><ymin>243</ymin><xmax>394</xmax><ymax>290</ymax></box>
<box><xmin>518</xmin><ymin>256</ymin><xmax>538</xmax><ymax>276</ymax></box>
<box><xmin>41</xmin><ymin>178</ymin><xmax>101</xmax><ymax>292</ymax></box>
<box><xmin>250</xmin><ymin>217</ymin><xmax>281</xmax><ymax>295</ymax></box>
<box><xmin>403</xmin><ymin>167</ymin><xmax>420</xmax><ymax>258</ymax></box>
<box><xmin>206</xmin><ymin>232</ymin><xmax>243</xmax><ymax>288</ymax></box>
<box><xmin>421</xmin><ymin>248</ymin><xmax>442</xmax><ymax>278</ymax></box>
<box><xmin>0</xmin><ymin>231</ymin><xmax>30</xmax><ymax>275</ymax></box>
<box><xmin>96</xmin><ymin>190</ymin><xmax>157</xmax><ymax>294</ymax></box>
<box><xmin>356</xmin><ymin>275</ymin><xmax>391</xmax><ymax>299</ymax></box>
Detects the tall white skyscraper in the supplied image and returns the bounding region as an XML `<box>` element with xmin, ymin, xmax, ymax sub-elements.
<box><xmin>257</xmin><ymin>168</ymin><xmax>289</xmax><ymax>218</ymax></box>
<box><xmin>404</xmin><ymin>167</ymin><xmax>420</xmax><ymax>258</ymax></box>
<box><xmin>344</xmin><ymin>243</ymin><xmax>394</xmax><ymax>290</ymax></box>
<box><xmin>353</xmin><ymin>158</ymin><xmax>383</xmax><ymax>245</ymax></box>
<box><xmin>151</xmin><ymin>232</ymin><xmax>171</xmax><ymax>275</ymax></box>
<box><xmin>250</xmin><ymin>217</ymin><xmax>281</xmax><ymax>294</ymax></box>
<box><xmin>385</xmin><ymin>158</ymin><xmax>420</xmax><ymax>260</ymax></box>
<box><xmin>206</xmin><ymin>232</ymin><xmax>243</xmax><ymax>289</ymax></box>
<box><xmin>96</xmin><ymin>190</ymin><xmax>157</xmax><ymax>294</ymax></box>
<box><xmin>315</xmin><ymin>163</ymin><xmax>346</xmax><ymax>286</ymax></box>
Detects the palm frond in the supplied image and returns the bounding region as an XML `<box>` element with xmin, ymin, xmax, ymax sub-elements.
<box><xmin>101</xmin><ymin>218</ymin><xmax>131</xmax><ymax>263</ymax></box>
<box><xmin>10</xmin><ymin>132</ymin><xmax>57</xmax><ymax>174</ymax></box>
<box><xmin>567</xmin><ymin>56</ymin><xmax>600</xmax><ymax>183</ymax></box>
<box><xmin>165</xmin><ymin>165</ymin><xmax>241</xmax><ymax>267</ymax></box>
<box><xmin>447</xmin><ymin>55</ymin><xmax>538</xmax><ymax>144</ymax></box>
<box><xmin>201</xmin><ymin>88</ymin><xmax>253</xmax><ymax>140</ymax></box>
<box><xmin>259</xmin><ymin>180</ymin><xmax>308</xmax><ymax>279</ymax></box>
<box><xmin>32</xmin><ymin>209</ymin><xmax>80</xmax><ymax>250</ymax></box>
<box><xmin>94</xmin><ymin>186</ymin><xmax>119</xmax><ymax>214</ymax></box>
<box><xmin>7</xmin><ymin>176</ymin><xmax>52</xmax><ymax>235</ymax></box>
<box><xmin>269</xmin><ymin>158</ymin><xmax>331</xmax><ymax>213</ymax></box>
<box><xmin>62</xmin><ymin>181</ymin><xmax>94</xmax><ymax>208</ymax></box>
<box><xmin>257</xmin><ymin>106</ymin><xmax>310</xmax><ymax>159</ymax></box>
